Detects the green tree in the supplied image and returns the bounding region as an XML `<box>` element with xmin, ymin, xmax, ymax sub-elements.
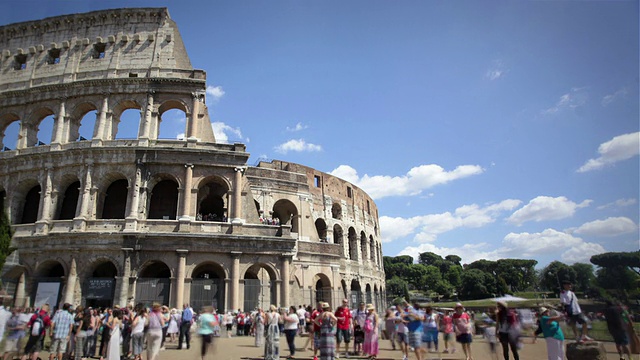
<box><xmin>386</xmin><ymin>276</ymin><xmax>411</xmax><ymax>301</ymax></box>
<box><xmin>539</xmin><ymin>261</ymin><xmax>576</xmax><ymax>293</ymax></box>
<box><xmin>0</xmin><ymin>211</ymin><xmax>13</xmax><ymax>272</ymax></box>
<box><xmin>418</xmin><ymin>252</ymin><xmax>444</xmax><ymax>267</ymax></box>
<box><xmin>591</xmin><ymin>251</ymin><xmax>640</xmax><ymax>276</ymax></box>
<box><xmin>459</xmin><ymin>268</ymin><xmax>497</xmax><ymax>300</ymax></box>
<box><xmin>444</xmin><ymin>265</ymin><xmax>462</xmax><ymax>289</ymax></box>
<box><xmin>570</xmin><ymin>263</ymin><xmax>595</xmax><ymax>292</ymax></box>
<box><xmin>445</xmin><ymin>255</ymin><xmax>462</xmax><ymax>266</ymax></box>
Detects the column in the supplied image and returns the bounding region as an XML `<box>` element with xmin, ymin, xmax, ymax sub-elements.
<box><xmin>280</xmin><ymin>255</ymin><xmax>291</xmax><ymax>307</ymax></box>
<box><xmin>52</xmin><ymin>100</ymin><xmax>66</xmax><ymax>145</ymax></box>
<box><xmin>74</xmin><ymin>163</ymin><xmax>93</xmax><ymax>231</ymax></box>
<box><xmin>36</xmin><ymin>165</ymin><xmax>54</xmax><ymax>234</ymax></box>
<box><xmin>126</xmin><ymin>164</ymin><xmax>142</xmax><ymax>228</ymax></box>
<box><xmin>230</xmin><ymin>251</ymin><xmax>241</xmax><ymax>311</ymax></box>
<box><xmin>15</xmin><ymin>273</ymin><xmax>26</xmax><ymax>307</ymax></box>
<box><xmin>141</xmin><ymin>92</ymin><xmax>153</xmax><ymax>139</ymax></box>
<box><xmin>187</xmin><ymin>93</ymin><xmax>200</xmax><ymax>140</ymax></box>
<box><xmin>175</xmin><ymin>250</ymin><xmax>188</xmax><ymax>308</ymax></box>
<box><xmin>93</xmin><ymin>95</ymin><xmax>109</xmax><ymax>141</ymax></box>
<box><xmin>179</xmin><ymin>164</ymin><xmax>194</xmax><ymax>220</ymax></box>
<box><xmin>63</xmin><ymin>257</ymin><xmax>77</xmax><ymax>304</ymax></box>
<box><xmin>231</xmin><ymin>167</ymin><xmax>245</xmax><ymax>224</ymax></box>
<box><xmin>118</xmin><ymin>248</ymin><xmax>133</xmax><ymax>306</ymax></box>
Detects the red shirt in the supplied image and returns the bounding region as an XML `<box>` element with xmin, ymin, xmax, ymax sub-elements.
<box><xmin>27</xmin><ymin>310</ymin><xmax>51</xmax><ymax>334</ymax></box>
<box><xmin>452</xmin><ymin>312</ymin><xmax>470</xmax><ymax>334</ymax></box>
<box><xmin>311</xmin><ymin>309</ymin><xmax>321</xmax><ymax>332</ymax></box>
<box><xmin>335</xmin><ymin>306</ymin><xmax>352</xmax><ymax>330</ymax></box>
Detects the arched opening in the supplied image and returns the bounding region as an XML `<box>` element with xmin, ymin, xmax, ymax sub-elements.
<box><xmin>254</xmin><ymin>200</ymin><xmax>261</xmax><ymax>218</ymax></box>
<box><xmin>190</xmin><ymin>263</ymin><xmax>225</xmax><ymax>312</ymax></box>
<box><xmin>360</xmin><ymin>231</ymin><xmax>367</xmax><ymax>262</ymax></box>
<box><xmin>148</xmin><ymin>179</ymin><xmax>179</xmax><ymax>220</ymax></box>
<box><xmin>315</xmin><ymin>218</ymin><xmax>327</xmax><ymax>242</ymax></box>
<box><xmin>21</xmin><ymin>185</ymin><xmax>41</xmax><ymax>224</ymax></box>
<box><xmin>333</xmin><ymin>224</ymin><xmax>343</xmax><ymax>245</ymax></box>
<box><xmin>136</xmin><ymin>261</ymin><xmax>171</xmax><ymax>306</ymax></box>
<box><xmin>331</xmin><ymin>203</ymin><xmax>342</xmax><ymax>220</ymax></box>
<box><xmin>314</xmin><ymin>274</ymin><xmax>332</xmax><ymax>306</ymax></box>
<box><xmin>272</xmin><ymin>199</ymin><xmax>299</xmax><ymax>233</ymax></box>
<box><xmin>57</xmin><ymin>181</ymin><xmax>80</xmax><ymax>220</ymax></box>
<box><xmin>197</xmin><ymin>178</ymin><xmax>228</xmax><ymax>222</ymax></box>
<box><xmin>369</xmin><ymin>236</ymin><xmax>375</xmax><ymax>261</ymax></box>
<box><xmin>348</xmin><ymin>227</ymin><xmax>358</xmax><ymax>261</ymax></box>
<box><xmin>85</xmin><ymin>261</ymin><xmax>118</xmax><ymax>308</ymax></box>
<box><xmin>75</xmin><ymin>109</ymin><xmax>97</xmax><ymax>141</ymax></box>
<box><xmin>114</xmin><ymin>107</ymin><xmax>141</xmax><ymax>139</ymax></box>
<box><xmin>365</xmin><ymin>284</ymin><xmax>372</xmax><ymax>304</ymax></box>
<box><xmin>33</xmin><ymin>261</ymin><xmax>65</xmax><ymax>308</ymax></box>
<box><xmin>100</xmin><ymin>179</ymin><xmax>128</xmax><ymax>219</ymax></box>
<box><xmin>1</xmin><ymin>116</ymin><xmax>20</xmax><ymax>151</ymax></box>
<box><xmin>0</xmin><ymin>189</ymin><xmax>5</xmax><ymax>214</ymax></box>
<box><xmin>158</xmin><ymin>107</ymin><xmax>187</xmax><ymax>140</ymax></box>
<box><xmin>350</xmin><ymin>279</ymin><xmax>362</xmax><ymax>309</ymax></box>
<box><xmin>36</xmin><ymin>114</ymin><xmax>55</xmax><ymax>146</ymax></box>
<box><xmin>243</xmin><ymin>264</ymin><xmax>276</xmax><ymax>312</ymax></box>
<box><xmin>341</xmin><ymin>279</ymin><xmax>348</xmax><ymax>300</ymax></box>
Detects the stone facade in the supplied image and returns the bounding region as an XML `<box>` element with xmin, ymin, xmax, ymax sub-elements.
<box><xmin>0</xmin><ymin>8</ymin><xmax>385</xmax><ymax>312</ymax></box>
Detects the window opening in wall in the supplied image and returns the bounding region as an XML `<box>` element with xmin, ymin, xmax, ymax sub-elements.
<box><xmin>367</xmin><ymin>200</ymin><xmax>370</xmax><ymax>214</ymax></box>
<box><xmin>1</xmin><ymin>121</ymin><xmax>20</xmax><ymax>151</ymax></box>
<box><xmin>347</xmin><ymin>186</ymin><xmax>352</xmax><ymax>198</ymax></box>
<box><xmin>93</xmin><ymin>43</ymin><xmax>106</xmax><ymax>59</ymax></box>
<box><xmin>36</xmin><ymin>115</ymin><xmax>55</xmax><ymax>146</ymax></box>
<box><xmin>47</xmin><ymin>49</ymin><xmax>61</xmax><ymax>64</ymax></box>
<box><xmin>14</xmin><ymin>54</ymin><xmax>27</xmax><ymax>70</ymax></box>
<box><xmin>314</xmin><ymin>175</ymin><xmax>321</xmax><ymax>188</ymax></box>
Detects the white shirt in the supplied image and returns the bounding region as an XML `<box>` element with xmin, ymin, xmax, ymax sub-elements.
<box><xmin>560</xmin><ymin>290</ymin><xmax>581</xmax><ymax>315</ymax></box>
<box><xmin>296</xmin><ymin>308</ymin><xmax>306</xmax><ymax>323</ymax></box>
<box><xmin>285</xmin><ymin>314</ymin><xmax>299</xmax><ymax>330</ymax></box>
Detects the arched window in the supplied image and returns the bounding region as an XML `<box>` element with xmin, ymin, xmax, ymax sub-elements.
<box><xmin>100</xmin><ymin>179</ymin><xmax>128</xmax><ymax>219</ymax></box>
<box><xmin>197</xmin><ymin>178</ymin><xmax>229</xmax><ymax>222</ymax></box>
<box><xmin>331</xmin><ymin>203</ymin><xmax>342</xmax><ymax>220</ymax></box>
<box><xmin>315</xmin><ymin>218</ymin><xmax>327</xmax><ymax>242</ymax></box>
<box><xmin>58</xmin><ymin>181</ymin><xmax>80</xmax><ymax>220</ymax></box>
<box><xmin>148</xmin><ymin>180</ymin><xmax>179</xmax><ymax>220</ymax></box>
<box><xmin>21</xmin><ymin>185</ymin><xmax>41</xmax><ymax>224</ymax></box>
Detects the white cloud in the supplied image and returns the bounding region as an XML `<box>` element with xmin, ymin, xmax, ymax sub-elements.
<box><xmin>485</xmin><ymin>59</ymin><xmax>507</xmax><ymax>81</ymax></box>
<box><xmin>561</xmin><ymin>242</ymin><xmax>607</xmax><ymax>264</ymax></box>
<box><xmin>503</xmin><ymin>229</ymin><xmax>584</xmax><ymax>255</ymax></box>
<box><xmin>211</xmin><ymin>122</ymin><xmax>243</xmax><ymax>143</ymax></box>
<box><xmin>597</xmin><ymin>198</ymin><xmax>637</xmax><ymax>210</ymax></box>
<box><xmin>507</xmin><ymin>196</ymin><xmax>591</xmax><ymax>226</ymax></box>
<box><xmin>573</xmin><ymin>217</ymin><xmax>638</xmax><ymax>237</ymax></box>
<box><xmin>286</xmin><ymin>122</ymin><xmax>308</xmax><ymax>132</ymax></box>
<box><xmin>398</xmin><ymin>242</ymin><xmax>503</xmax><ymax>266</ymax></box>
<box><xmin>577</xmin><ymin>132</ymin><xmax>640</xmax><ymax>172</ymax></box>
<box><xmin>602</xmin><ymin>87</ymin><xmax>628</xmax><ymax>106</ymax></box>
<box><xmin>274</xmin><ymin>139</ymin><xmax>322</xmax><ymax>154</ymax></box>
<box><xmin>541</xmin><ymin>87</ymin><xmax>588</xmax><ymax>115</ymax></box>
<box><xmin>380</xmin><ymin>199</ymin><xmax>521</xmax><ymax>243</ymax></box>
<box><xmin>206</xmin><ymin>85</ymin><xmax>225</xmax><ymax>100</ymax></box>
<box><xmin>330</xmin><ymin>164</ymin><xmax>484</xmax><ymax>200</ymax></box>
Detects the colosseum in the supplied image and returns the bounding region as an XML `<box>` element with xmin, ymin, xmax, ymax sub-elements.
<box><xmin>0</xmin><ymin>8</ymin><xmax>385</xmax><ymax>312</ymax></box>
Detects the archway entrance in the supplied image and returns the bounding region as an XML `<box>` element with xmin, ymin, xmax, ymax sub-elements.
<box><xmin>190</xmin><ymin>263</ymin><xmax>225</xmax><ymax>313</ymax></box>
<box><xmin>350</xmin><ymin>279</ymin><xmax>362</xmax><ymax>309</ymax></box>
<box><xmin>33</xmin><ymin>262</ymin><xmax>64</xmax><ymax>308</ymax></box>
<box><xmin>314</xmin><ymin>274</ymin><xmax>332</xmax><ymax>307</ymax></box>
<box><xmin>136</xmin><ymin>262</ymin><xmax>171</xmax><ymax>306</ymax></box>
<box><xmin>243</xmin><ymin>264</ymin><xmax>275</xmax><ymax>312</ymax></box>
<box><xmin>85</xmin><ymin>261</ymin><xmax>117</xmax><ymax>308</ymax></box>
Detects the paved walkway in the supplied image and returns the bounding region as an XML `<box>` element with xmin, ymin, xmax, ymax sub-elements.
<box><xmin>116</xmin><ymin>334</ymin><xmax>628</xmax><ymax>360</ymax></box>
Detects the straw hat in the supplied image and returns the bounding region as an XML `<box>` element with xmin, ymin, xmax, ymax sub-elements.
<box><xmin>321</xmin><ymin>302</ymin><xmax>330</xmax><ymax>309</ymax></box>
<box><xmin>539</xmin><ymin>307</ymin><xmax>549</xmax><ymax>314</ymax></box>
<box><xmin>366</xmin><ymin>304</ymin><xmax>375</xmax><ymax>311</ymax></box>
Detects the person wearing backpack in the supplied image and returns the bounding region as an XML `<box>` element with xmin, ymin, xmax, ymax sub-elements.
<box><xmin>20</xmin><ymin>303</ymin><xmax>51</xmax><ymax>360</ymax></box>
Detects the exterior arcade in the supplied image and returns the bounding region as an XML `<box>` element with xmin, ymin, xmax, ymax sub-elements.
<box><xmin>0</xmin><ymin>8</ymin><xmax>385</xmax><ymax>312</ymax></box>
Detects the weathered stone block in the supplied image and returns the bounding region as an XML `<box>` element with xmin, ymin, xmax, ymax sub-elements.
<box><xmin>566</xmin><ymin>342</ymin><xmax>607</xmax><ymax>360</ymax></box>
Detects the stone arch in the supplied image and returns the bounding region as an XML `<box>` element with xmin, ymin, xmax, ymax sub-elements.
<box><xmin>34</xmin><ymin>260</ymin><xmax>66</xmax><ymax>278</ymax></box>
<box><xmin>313</xmin><ymin>273</ymin><xmax>332</xmax><ymax>306</ymax></box>
<box><xmin>32</xmin><ymin>259</ymin><xmax>65</xmax><ymax>308</ymax></box>
<box><xmin>10</xmin><ymin>178</ymin><xmax>40</xmax><ymax>224</ymax></box>
<box><xmin>273</xmin><ymin>199</ymin><xmax>299</xmax><ymax>233</ymax></box>
<box><xmin>83</xmin><ymin>259</ymin><xmax>118</xmax><ymax>308</ymax></box>
<box><xmin>365</xmin><ymin>283</ymin><xmax>372</xmax><ymax>304</ymax></box>
<box><xmin>56</xmin><ymin>173</ymin><xmax>81</xmax><ymax>220</ymax></box>
<box><xmin>360</xmin><ymin>231</ymin><xmax>367</xmax><ymax>262</ymax></box>
<box><xmin>98</xmin><ymin>178</ymin><xmax>129</xmax><ymax>219</ymax></box>
<box><xmin>314</xmin><ymin>218</ymin><xmax>327</xmax><ymax>242</ymax></box>
<box><xmin>24</xmin><ymin>106</ymin><xmax>55</xmax><ymax>147</ymax></box>
<box><xmin>148</xmin><ymin>178</ymin><xmax>179</xmax><ymax>220</ymax></box>
<box><xmin>349</xmin><ymin>279</ymin><xmax>362</xmax><ymax>308</ymax></box>
<box><xmin>196</xmin><ymin>176</ymin><xmax>230</xmax><ymax>222</ymax></box>
<box><xmin>331</xmin><ymin>202</ymin><xmax>342</xmax><ymax>220</ymax></box>
<box><xmin>348</xmin><ymin>227</ymin><xmax>358</xmax><ymax>261</ymax></box>
<box><xmin>0</xmin><ymin>112</ymin><xmax>21</xmax><ymax>150</ymax></box>
<box><xmin>369</xmin><ymin>235</ymin><xmax>374</xmax><ymax>261</ymax></box>
<box><xmin>333</xmin><ymin>224</ymin><xmax>343</xmax><ymax>245</ymax></box>
<box><xmin>190</xmin><ymin>262</ymin><xmax>226</xmax><ymax>312</ymax></box>
<box><xmin>341</xmin><ymin>279</ymin><xmax>348</xmax><ymax>300</ymax></box>
<box><xmin>136</xmin><ymin>260</ymin><xmax>172</xmax><ymax>306</ymax></box>
<box><xmin>243</xmin><ymin>263</ymin><xmax>278</xmax><ymax>311</ymax></box>
<box><xmin>111</xmin><ymin>99</ymin><xmax>143</xmax><ymax>140</ymax></box>
<box><xmin>157</xmin><ymin>99</ymin><xmax>188</xmax><ymax>140</ymax></box>
<box><xmin>68</xmin><ymin>101</ymin><xmax>99</xmax><ymax>142</ymax></box>
<box><xmin>20</xmin><ymin>184</ymin><xmax>41</xmax><ymax>224</ymax></box>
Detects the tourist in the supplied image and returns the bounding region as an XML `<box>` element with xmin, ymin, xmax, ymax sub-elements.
<box><xmin>560</xmin><ymin>280</ymin><xmax>592</xmax><ymax>342</ymax></box>
<box><xmin>21</xmin><ymin>304</ymin><xmax>51</xmax><ymax>360</ymax></box>
<box><xmin>167</xmin><ymin>308</ymin><xmax>179</xmax><ymax>343</ymax></box>
<box><xmin>130</xmin><ymin>306</ymin><xmax>147</xmax><ymax>360</ymax></box>
<box><xmin>121</xmin><ymin>307</ymin><xmax>132</xmax><ymax>359</ymax></box>
<box><xmin>603</xmin><ymin>300</ymin><xmax>632</xmax><ymax>360</ymax></box>
<box><xmin>496</xmin><ymin>301</ymin><xmax>520</xmax><ymax>360</ymax></box>
<box><xmin>335</xmin><ymin>298</ymin><xmax>353</xmax><ymax>358</ymax></box>
<box><xmin>224</xmin><ymin>311</ymin><xmax>234</xmax><ymax>338</ymax></box>
<box><xmin>146</xmin><ymin>303</ymin><xmax>165</xmax><ymax>360</ymax></box>
<box><xmin>301</xmin><ymin>305</ymin><xmax>315</xmax><ymax>353</ymax></box>
<box><xmin>105</xmin><ymin>309</ymin><xmax>122</xmax><ymax>360</ymax></box>
<box><xmin>352</xmin><ymin>302</ymin><xmax>367</xmax><ymax>356</ymax></box>
<box><xmin>453</xmin><ymin>303</ymin><xmax>473</xmax><ymax>360</ymax></box>
<box><xmin>284</xmin><ymin>306</ymin><xmax>300</xmax><ymax>359</ymax></box>
<box><xmin>394</xmin><ymin>310</ymin><xmax>409</xmax><ymax>360</ymax></box>
<box><xmin>297</xmin><ymin>305</ymin><xmax>307</xmax><ymax>335</ymax></box>
<box><xmin>534</xmin><ymin>307</ymin><xmax>564</xmax><ymax>360</ymax></box>
<box><xmin>254</xmin><ymin>308</ymin><xmax>265</xmax><ymax>347</ymax></box>
<box><xmin>3</xmin><ymin>307</ymin><xmax>26</xmax><ymax>360</ymax></box>
<box><xmin>49</xmin><ymin>303</ymin><xmax>75</xmax><ymax>360</ymax></box>
<box><xmin>316</xmin><ymin>302</ymin><xmax>337</xmax><ymax>360</ymax></box>
<box><xmin>422</xmin><ymin>305</ymin><xmax>439</xmax><ymax>353</ymax></box>
<box><xmin>85</xmin><ymin>308</ymin><xmax>99</xmax><ymax>358</ymax></box>
<box><xmin>178</xmin><ymin>303</ymin><xmax>193</xmax><ymax>349</ymax></box>
<box><xmin>236</xmin><ymin>310</ymin><xmax>245</xmax><ymax>336</ymax></box>
<box><xmin>0</xmin><ymin>305</ymin><xmax>11</xmax><ymax>345</ymax></box>
<box><xmin>72</xmin><ymin>307</ymin><xmax>89</xmax><ymax>360</ymax></box>
<box><xmin>264</xmin><ymin>305</ymin><xmax>281</xmax><ymax>360</ymax></box>
<box><xmin>384</xmin><ymin>306</ymin><xmax>397</xmax><ymax>351</ymax></box>
<box><xmin>441</xmin><ymin>309</ymin><xmax>456</xmax><ymax>354</ymax></box>
<box><xmin>310</xmin><ymin>302</ymin><xmax>323</xmax><ymax>359</ymax></box>
<box><xmin>401</xmin><ymin>300</ymin><xmax>424</xmax><ymax>360</ymax></box>
<box><xmin>196</xmin><ymin>306</ymin><xmax>219</xmax><ymax>360</ymax></box>
<box><xmin>363</xmin><ymin>304</ymin><xmax>379</xmax><ymax>359</ymax></box>
<box><xmin>98</xmin><ymin>308</ymin><xmax>112</xmax><ymax>360</ymax></box>
<box><xmin>160</xmin><ymin>306</ymin><xmax>170</xmax><ymax>350</ymax></box>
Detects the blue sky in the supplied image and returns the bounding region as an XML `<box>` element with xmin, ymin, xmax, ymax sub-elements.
<box><xmin>3</xmin><ymin>1</ymin><xmax>639</xmax><ymax>268</ymax></box>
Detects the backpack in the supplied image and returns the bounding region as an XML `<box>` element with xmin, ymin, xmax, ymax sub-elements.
<box><xmin>31</xmin><ymin>314</ymin><xmax>44</xmax><ymax>336</ymax></box>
